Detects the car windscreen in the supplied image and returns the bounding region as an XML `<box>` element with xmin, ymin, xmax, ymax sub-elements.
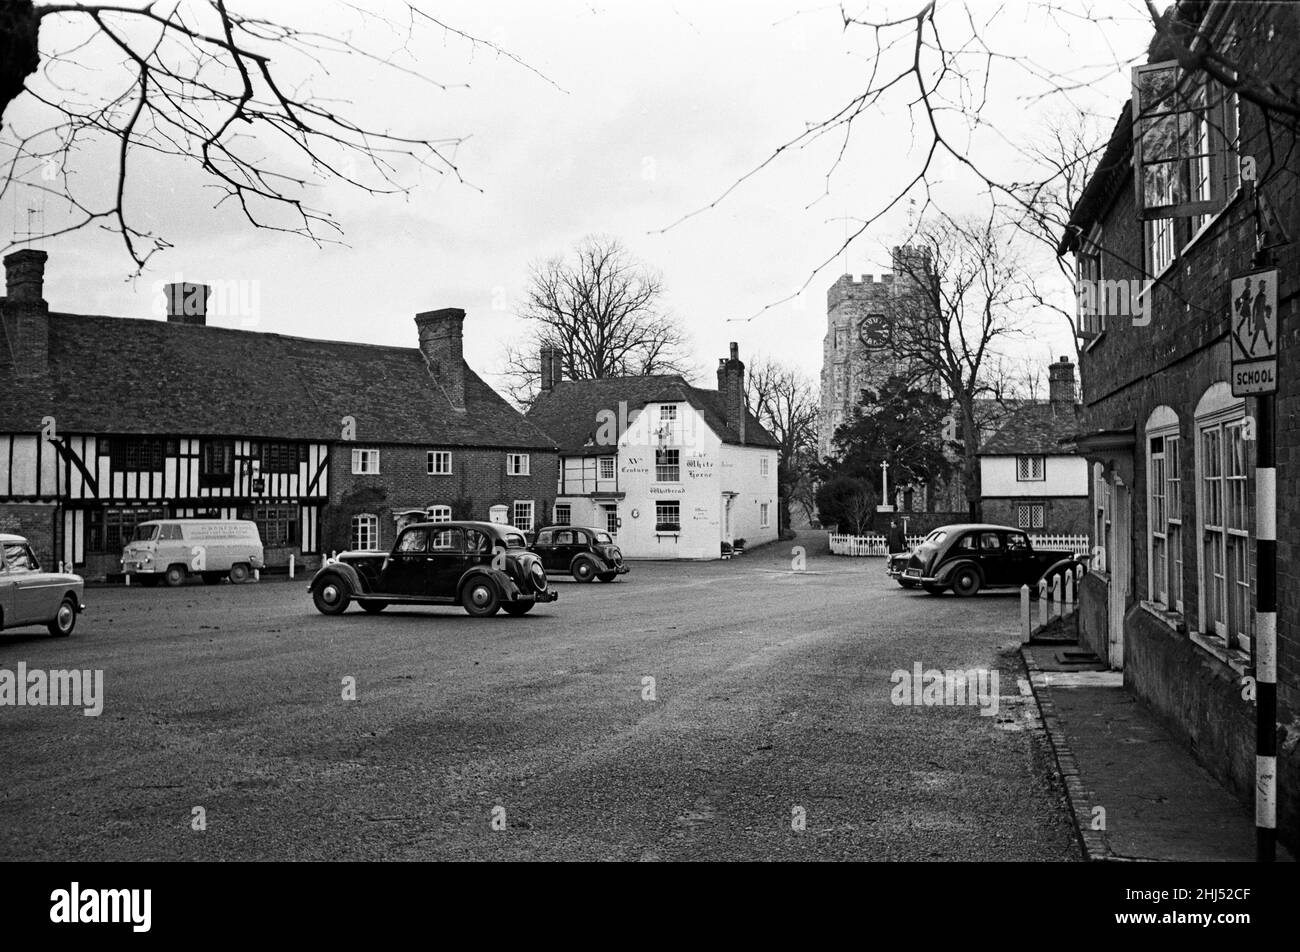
<box><xmin>503</xmin><ymin>532</ymin><xmax>527</xmax><ymax>549</ymax></box>
<box><xmin>923</xmin><ymin>530</ymin><xmax>947</xmax><ymax>546</ymax></box>
<box><xmin>2</xmin><ymin>542</ymin><xmax>38</xmax><ymax>572</ymax></box>
<box><xmin>132</xmin><ymin>523</ymin><xmax>160</xmax><ymax>542</ymax></box>
<box><xmin>592</xmin><ymin>531</ymin><xmax>613</xmax><ymax>544</ymax></box>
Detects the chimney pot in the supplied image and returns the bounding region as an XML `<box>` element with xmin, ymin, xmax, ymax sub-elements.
<box><xmin>1</xmin><ymin>249</ymin><xmax>50</xmax><ymax>377</ymax></box>
<box><xmin>165</xmin><ymin>282</ymin><xmax>211</xmax><ymax>325</ymax></box>
<box><xmin>719</xmin><ymin>344</ymin><xmax>746</xmax><ymax>444</ymax></box>
<box><xmin>1049</xmin><ymin>356</ymin><xmax>1076</xmax><ymax>411</ymax></box>
<box><xmin>415</xmin><ymin>308</ymin><xmax>467</xmax><ymax>410</ymax></box>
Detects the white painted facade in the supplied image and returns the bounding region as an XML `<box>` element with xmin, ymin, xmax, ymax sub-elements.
<box><xmin>551</xmin><ymin>400</ymin><xmax>778</xmax><ymax>559</ymax></box>
<box><xmin>980</xmin><ymin>455</ymin><xmax>1088</xmax><ymax>498</ymax></box>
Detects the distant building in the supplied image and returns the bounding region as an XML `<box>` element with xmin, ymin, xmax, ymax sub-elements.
<box><xmin>978</xmin><ymin>357</ymin><xmax>1088</xmax><ymax>535</ymax></box>
<box><xmin>0</xmin><ymin>250</ymin><xmax>556</xmax><ymax>577</ymax></box>
<box><xmin>527</xmin><ymin>343</ymin><xmax>780</xmax><ymax>559</ymax></box>
<box><xmin>818</xmin><ymin>246</ymin><xmax>935</xmax><ymax>462</ymax></box>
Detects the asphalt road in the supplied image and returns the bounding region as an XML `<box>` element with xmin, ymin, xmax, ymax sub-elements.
<box><xmin>0</xmin><ymin>531</ymin><xmax>1080</xmax><ymax>861</ymax></box>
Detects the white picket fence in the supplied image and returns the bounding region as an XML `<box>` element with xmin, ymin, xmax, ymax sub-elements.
<box><xmin>828</xmin><ymin>532</ymin><xmax>1090</xmax><ymax>557</ymax></box>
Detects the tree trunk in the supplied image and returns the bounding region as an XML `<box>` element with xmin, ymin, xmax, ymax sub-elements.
<box><xmin>0</xmin><ymin>0</ymin><xmax>39</xmax><ymax>126</ymax></box>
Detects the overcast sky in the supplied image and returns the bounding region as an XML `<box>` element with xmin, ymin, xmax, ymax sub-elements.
<box><xmin>4</xmin><ymin>0</ymin><xmax>1158</xmax><ymax>393</ymax></box>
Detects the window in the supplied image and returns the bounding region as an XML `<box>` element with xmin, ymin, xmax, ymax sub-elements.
<box><xmin>89</xmin><ymin>506</ymin><xmax>167</xmax><ymax>553</ymax></box>
<box><xmin>259</xmin><ymin>442</ymin><xmax>305</xmax><ymax>474</ymax></box>
<box><xmin>605</xmin><ymin>507</ymin><xmax>619</xmax><ymax>539</ymax></box>
<box><xmin>512</xmin><ymin>500</ymin><xmax>534</xmax><ymax>532</ymax></box>
<box><xmin>978</xmin><ymin>532</ymin><xmax>1003</xmax><ymax>551</ymax></box>
<box><xmin>427</xmin><ymin>451</ymin><xmax>452</xmax><ymax>476</ymax></box>
<box><xmin>1148</xmin><ymin>419</ymin><xmax>1185</xmax><ymax>614</ymax></box>
<box><xmin>1015</xmin><ymin>456</ymin><xmax>1045</xmax><ymax>481</ymax></box>
<box><xmin>554</xmin><ymin>529</ymin><xmax>575</xmax><ymax>545</ymax></box>
<box><xmin>1145</xmin><ymin>217</ymin><xmax>1177</xmax><ymax>278</ymax></box>
<box><xmin>397</xmin><ymin>527</ymin><xmax>430</xmax><ymax>553</ymax></box>
<box><xmin>760</xmin><ymin>457</ymin><xmax>770</xmax><ymax>477</ymax></box>
<box><xmin>108</xmin><ymin>438</ymin><xmax>164</xmax><ymax>472</ymax></box>
<box><xmin>1196</xmin><ymin>387</ymin><xmax>1251</xmax><ymax>652</ymax></box>
<box><xmin>1093</xmin><ymin>463</ymin><xmax>1111</xmax><ymax>574</ymax></box>
<box><xmin>428</xmin><ymin>505</ymin><xmax>452</xmax><ymax>523</ymax></box>
<box><xmin>598</xmin><ymin>457</ymin><xmax>616</xmax><ymax>481</ymax></box>
<box><xmin>553</xmin><ymin>503</ymin><xmax>571</xmax><ymax>526</ymax></box>
<box><xmin>350</xmin><ymin>514</ymin><xmax>379</xmax><ymax>550</ymax></box>
<box><xmin>760</xmin><ymin>503</ymin><xmax>770</xmax><ymax>528</ymax></box>
<box><xmin>506</xmin><ymin>453</ymin><xmax>530</xmax><ymax>476</ymax></box>
<box><xmin>1016</xmin><ymin>502</ymin><xmax>1045</xmax><ymax>530</ymax></box>
<box><xmin>351</xmin><ymin>448</ymin><xmax>380</xmax><ymax>475</ymax></box>
<box><xmin>1132</xmin><ymin>60</ymin><xmax>1238</xmax><ymax>220</ymax></box>
<box><xmin>660</xmin><ymin>404</ymin><xmax>678</xmax><ymax>422</ymax></box>
<box><xmin>430</xmin><ymin>527</ymin><xmax>463</xmax><ymax>552</ymax></box>
<box><xmin>1</xmin><ymin>541</ymin><xmax>38</xmax><ymax>573</ymax></box>
<box><xmin>655</xmin><ymin>500</ymin><xmax>681</xmax><ymax>532</ymax></box>
<box><xmin>1076</xmin><ymin>225</ymin><xmax>1104</xmax><ymax>339</ymax></box>
<box><xmin>200</xmin><ymin>439</ymin><xmax>235</xmax><ymax>488</ymax></box>
<box><xmin>254</xmin><ymin>505</ymin><xmax>299</xmax><ymax>548</ymax></box>
<box><xmin>1007</xmin><ymin>533</ymin><xmax>1030</xmax><ymax>551</ymax></box>
<box><xmin>655</xmin><ymin>448</ymin><xmax>680</xmax><ymax>482</ymax></box>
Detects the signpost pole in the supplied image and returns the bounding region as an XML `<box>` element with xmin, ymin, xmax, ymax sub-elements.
<box><xmin>1256</xmin><ymin>391</ymin><xmax>1277</xmax><ymax>862</ymax></box>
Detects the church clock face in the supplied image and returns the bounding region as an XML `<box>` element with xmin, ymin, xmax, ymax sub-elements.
<box><xmin>858</xmin><ymin>313</ymin><xmax>891</xmax><ymax>352</ymax></box>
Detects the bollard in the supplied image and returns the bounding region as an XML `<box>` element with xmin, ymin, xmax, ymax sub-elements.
<box><xmin>289</xmin><ymin>554</ymin><xmax>295</xmax><ymax>579</ymax></box>
<box><xmin>1020</xmin><ymin>584</ymin><xmax>1031</xmax><ymax>642</ymax></box>
<box><xmin>1064</xmin><ymin>570</ymin><xmax>1074</xmax><ymax>610</ymax></box>
<box><xmin>124</xmin><ymin>572</ymin><xmax>130</xmax><ymax>586</ymax></box>
<box><xmin>1038</xmin><ymin>578</ymin><xmax>1048</xmax><ymax>629</ymax></box>
<box><xmin>254</xmin><ymin>568</ymin><xmax>260</xmax><ymax>582</ymax></box>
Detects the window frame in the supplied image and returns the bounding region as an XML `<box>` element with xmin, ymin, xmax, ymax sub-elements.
<box><xmin>506</xmin><ymin>453</ymin><xmax>531</xmax><ymax>477</ymax></box>
<box><xmin>512</xmin><ymin>500</ymin><xmax>535</xmax><ymax>532</ymax></box>
<box><xmin>1015</xmin><ymin>455</ymin><xmax>1046</xmax><ymax>482</ymax></box>
<box><xmin>655</xmin><ymin>447</ymin><xmax>681</xmax><ymax>483</ymax></box>
<box><xmin>1193</xmin><ymin>392</ymin><xmax>1251</xmax><ymax>654</ymax></box>
<box><xmin>427</xmin><ymin>450</ymin><xmax>453</xmax><ymax>476</ymax></box>
<box><xmin>351</xmin><ymin>448</ymin><xmax>380</xmax><ymax>475</ymax></box>
<box><xmin>598</xmin><ymin>456</ymin><xmax>616</xmax><ymax>481</ymax></box>
<box><xmin>350</xmin><ymin>513</ymin><xmax>379</xmax><ymax>551</ymax></box>
<box><xmin>655</xmin><ymin>499</ymin><xmax>681</xmax><ymax>533</ymax></box>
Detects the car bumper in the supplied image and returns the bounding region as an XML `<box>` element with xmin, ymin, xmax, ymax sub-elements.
<box><xmin>532</xmin><ymin>590</ymin><xmax>558</xmax><ymax>603</ymax></box>
<box><xmin>123</xmin><ymin>563</ymin><xmax>158</xmax><ymax>574</ymax></box>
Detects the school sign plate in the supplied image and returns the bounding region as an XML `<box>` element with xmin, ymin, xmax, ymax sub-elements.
<box><xmin>1230</xmin><ymin>267</ymin><xmax>1279</xmax><ymax>396</ymax></box>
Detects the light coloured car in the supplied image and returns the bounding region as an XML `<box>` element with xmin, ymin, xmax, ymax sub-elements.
<box><xmin>0</xmin><ymin>534</ymin><xmax>85</xmax><ymax>637</ymax></box>
<box><xmin>121</xmin><ymin>519</ymin><xmax>265</xmax><ymax>586</ymax></box>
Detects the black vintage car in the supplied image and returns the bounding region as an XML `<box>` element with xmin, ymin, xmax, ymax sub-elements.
<box><xmin>898</xmin><ymin>523</ymin><xmax>1085</xmax><ymax>597</ymax></box>
<box><xmin>529</xmin><ymin>526</ymin><xmax>628</xmax><ymax>582</ymax></box>
<box><xmin>308</xmin><ymin>521</ymin><xmax>557</xmax><ymax>617</ymax></box>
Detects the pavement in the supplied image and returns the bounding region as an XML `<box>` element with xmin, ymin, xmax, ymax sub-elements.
<box><xmin>1023</xmin><ymin>642</ymin><xmax>1295</xmax><ymax>862</ymax></box>
<box><xmin>1</xmin><ymin>530</ymin><xmax>1080</xmax><ymax>861</ymax></box>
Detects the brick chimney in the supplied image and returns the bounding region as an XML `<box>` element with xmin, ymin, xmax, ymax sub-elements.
<box><xmin>165</xmin><ymin>282</ymin><xmax>211</xmax><ymax>325</ymax></box>
<box><xmin>718</xmin><ymin>341</ymin><xmax>746</xmax><ymax>444</ymax></box>
<box><xmin>1049</xmin><ymin>355</ymin><xmax>1076</xmax><ymax>412</ymax></box>
<box><xmin>415</xmin><ymin>308</ymin><xmax>466</xmax><ymax>410</ymax></box>
<box><xmin>2</xmin><ymin>249</ymin><xmax>49</xmax><ymax>378</ymax></box>
<box><xmin>539</xmin><ymin>345</ymin><xmax>562</xmax><ymax>392</ymax></box>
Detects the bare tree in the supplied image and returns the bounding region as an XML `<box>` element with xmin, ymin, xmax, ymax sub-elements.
<box><xmin>745</xmin><ymin>355</ymin><xmax>819</xmax><ymax>533</ymax></box>
<box><xmin>0</xmin><ymin>0</ymin><xmax>555</xmax><ymax>271</ymax></box>
<box><xmin>877</xmin><ymin>213</ymin><xmax>1033</xmax><ymax>519</ymax></box>
<box><xmin>501</xmin><ymin>235</ymin><xmax>692</xmax><ymax>407</ymax></box>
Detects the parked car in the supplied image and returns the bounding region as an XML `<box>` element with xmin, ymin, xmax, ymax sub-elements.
<box><xmin>309</xmin><ymin>521</ymin><xmax>557</xmax><ymax>617</ymax></box>
<box><xmin>529</xmin><ymin>526</ymin><xmax>628</xmax><ymax>582</ymax></box>
<box><xmin>0</xmin><ymin>534</ymin><xmax>85</xmax><ymax>636</ymax></box>
<box><xmin>121</xmin><ymin>519</ymin><xmax>265</xmax><ymax>587</ymax></box>
<box><xmin>886</xmin><ymin>530</ymin><xmax>945</xmax><ymax>588</ymax></box>
<box><xmin>898</xmin><ymin>524</ymin><xmax>1085</xmax><ymax>597</ymax></box>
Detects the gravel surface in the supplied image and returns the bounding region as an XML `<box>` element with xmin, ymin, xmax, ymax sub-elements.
<box><xmin>0</xmin><ymin>531</ymin><xmax>1080</xmax><ymax>861</ymax></box>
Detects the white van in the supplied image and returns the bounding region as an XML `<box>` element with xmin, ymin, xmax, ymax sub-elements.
<box><xmin>121</xmin><ymin>519</ymin><xmax>265</xmax><ymax>587</ymax></box>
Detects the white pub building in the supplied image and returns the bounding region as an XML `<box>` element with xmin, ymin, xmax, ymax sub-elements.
<box><xmin>527</xmin><ymin>344</ymin><xmax>780</xmax><ymax>559</ymax></box>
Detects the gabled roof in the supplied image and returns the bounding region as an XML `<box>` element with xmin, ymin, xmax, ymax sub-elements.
<box><xmin>978</xmin><ymin>402</ymin><xmax>1083</xmax><ymax>456</ymax></box>
<box><xmin>0</xmin><ymin>309</ymin><xmax>556</xmax><ymax>449</ymax></box>
<box><xmin>526</xmin><ymin>374</ymin><xmax>780</xmax><ymax>455</ymax></box>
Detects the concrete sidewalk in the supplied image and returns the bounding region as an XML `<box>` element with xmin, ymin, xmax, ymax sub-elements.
<box><xmin>1022</xmin><ymin>644</ymin><xmax>1293</xmax><ymax>862</ymax></box>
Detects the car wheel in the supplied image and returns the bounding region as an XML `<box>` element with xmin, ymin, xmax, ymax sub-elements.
<box><xmin>47</xmin><ymin>596</ymin><xmax>77</xmax><ymax>637</ymax></box>
<box><xmin>952</xmin><ymin>567</ymin><xmax>981</xmax><ymax>597</ymax></box>
<box><xmin>164</xmin><ymin>565</ymin><xmax>187</xmax><ymax>587</ymax></box>
<box><xmin>360</xmin><ymin>601</ymin><xmax>388</xmax><ymax>614</ymax></box>
<box><xmin>571</xmin><ymin>558</ymin><xmax>596</xmax><ymax>583</ymax></box>
<box><xmin>229</xmin><ymin>563</ymin><xmax>251</xmax><ymax>584</ymax></box>
<box><xmin>597</xmin><ymin>572</ymin><xmax>618</xmax><ymax>583</ymax></box>
<box><xmin>201</xmin><ymin>572</ymin><xmax>223</xmax><ymax>585</ymax></box>
<box><xmin>462</xmin><ymin>579</ymin><xmax>500</xmax><ymax>617</ymax></box>
<box><xmin>503</xmin><ymin>601</ymin><xmax>534</xmax><ymax>616</ymax></box>
<box><xmin>922</xmin><ymin>583</ymin><xmax>945</xmax><ymax>595</ymax></box>
<box><xmin>313</xmin><ymin>580</ymin><xmax>351</xmax><ymax>615</ymax></box>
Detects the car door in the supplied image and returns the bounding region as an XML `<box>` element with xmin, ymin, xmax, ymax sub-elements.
<box><xmin>552</xmin><ymin>529</ymin><xmax>576</xmax><ymax>570</ymax></box>
<box><xmin>381</xmin><ymin>527</ymin><xmax>432</xmax><ymax>596</ymax></box>
<box><xmin>4</xmin><ymin>542</ymin><xmax>45</xmax><ymax>626</ymax></box>
<box><xmin>533</xmin><ymin>530</ymin><xmax>555</xmax><ymax>569</ymax></box>
<box><xmin>976</xmin><ymin>531</ymin><xmax>1007</xmax><ymax>585</ymax></box>
<box><xmin>0</xmin><ymin>555</ymin><xmax>14</xmax><ymax>629</ymax></box>
<box><xmin>1002</xmin><ymin>531</ymin><xmax>1034</xmax><ymax>586</ymax></box>
<box><xmin>428</xmin><ymin>526</ymin><xmax>469</xmax><ymax>597</ymax></box>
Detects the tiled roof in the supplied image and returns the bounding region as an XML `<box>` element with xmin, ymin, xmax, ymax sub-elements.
<box><xmin>526</xmin><ymin>374</ymin><xmax>780</xmax><ymax>455</ymax></box>
<box><xmin>0</xmin><ymin>309</ymin><xmax>555</xmax><ymax>448</ymax></box>
<box><xmin>978</xmin><ymin>402</ymin><xmax>1082</xmax><ymax>456</ymax></box>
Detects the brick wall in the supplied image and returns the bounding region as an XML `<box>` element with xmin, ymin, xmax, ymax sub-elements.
<box><xmin>0</xmin><ymin>503</ymin><xmax>57</xmax><ymax>566</ymax></box>
<box><xmin>324</xmin><ymin>444</ymin><xmax>557</xmax><ymax>552</ymax></box>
